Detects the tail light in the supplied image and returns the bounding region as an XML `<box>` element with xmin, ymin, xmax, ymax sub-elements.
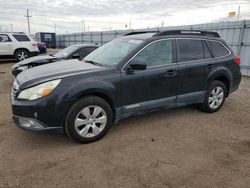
<box><xmin>233</xmin><ymin>57</ymin><xmax>240</xmax><ymax>65</ymax></box>
<box><xmin>32</xmin><ymin>43</ymin><xmax>37</xmax><ymax>47</ymax></box>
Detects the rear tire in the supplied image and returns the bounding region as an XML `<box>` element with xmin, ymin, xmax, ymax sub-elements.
<box><xmin>198</xmin><ymin>80</ymin><xmax>227</xmax><ymax>113</ymax></box>
<box><xmin>15</xmin><ymin>49</ymin><xmax>30</xmax><ymax>61</ymax></box>
<box><xmin>65</xmin><ymin>96</ymin><xmax>113</xmax><ymax>143</ymax></box>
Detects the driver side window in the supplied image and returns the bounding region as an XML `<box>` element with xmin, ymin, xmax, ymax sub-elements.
<box><xmin>132</xmin><ymin>39</ymin><xmax>173</xmax><ymax>67</ymax></box>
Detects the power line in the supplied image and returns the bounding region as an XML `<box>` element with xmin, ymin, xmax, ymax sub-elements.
<box><xmin>24</xmin><ymin>9</ymin><xmax>32</xmax><ymax>34</ymax></box>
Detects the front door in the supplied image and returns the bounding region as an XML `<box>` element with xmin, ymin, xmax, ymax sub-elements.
<box><xmin>121</xmin><ymin>39</ymin><xmax>177</xmax><ymax>113</ymax></box>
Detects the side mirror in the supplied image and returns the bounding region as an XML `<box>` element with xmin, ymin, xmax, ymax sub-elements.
<box><xmin>72</xmin><ymin>53</ymin><xmax>80</xmax><ymax>59</ymax></box>
<box><xmin>129</xmin><ymin>59</ymin><xmax>147</xmax><ymax>71</ymax></box>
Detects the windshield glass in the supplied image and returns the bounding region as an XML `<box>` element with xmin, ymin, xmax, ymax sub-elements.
<box><xmin>54</xmin><ymin>45</ymin><xmax>79</xmax><ymax>58</ymax></box>
<box><xmin>84</xmin><ymin>38</ymin><xmax>143</xmax><ymax>66</ymax></box>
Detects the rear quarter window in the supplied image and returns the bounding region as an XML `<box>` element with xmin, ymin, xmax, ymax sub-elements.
<box><xmin>207</xmin><ymin>41</ymin><xmax>229</xmax><ymax>58</ymax></box>
<box><xmin>12</xmin><ymin>34</ymin><xmax>31</xmax><ymax>42</ymax></box>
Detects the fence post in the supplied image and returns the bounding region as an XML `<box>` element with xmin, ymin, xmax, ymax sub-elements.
<box><xmin>68</xmin><ymin>34</ymin><xmax>70</xmax><ymax>46</ymax></box>
<box><xmin>237</xmin><ymin>20</ymin><xmax>246</xmax><ymax>56</ymax></box>
<box><xmin>100</xmin><ymin>32</ymin><xmax>103</xmax><ymax>45</ymax></box>
<box><xmin>90</xmin><ymin>32</ymin><xmax>93</xmax><ymax>44</ymax></box>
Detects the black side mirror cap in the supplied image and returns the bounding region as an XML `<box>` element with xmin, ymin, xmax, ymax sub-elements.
<box><xmin>72</xmin><ymin>54</ymin><xmax>80</xmax><ymax>59</ymax></box>
<box><xmin>129</xmin><ymin>59</ymin><xmax>147</xmax><ymax>71</ymax></box>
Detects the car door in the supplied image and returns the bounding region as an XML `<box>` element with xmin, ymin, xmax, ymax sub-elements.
<box><xmin>120</xmin><ymin>39</ymin><xmax>177</xmax><ymax>113</ymax></box>
<box><xmin>176</xmin><ymin>38</ymin><xmax>213</xmax><ymax>104</ymax></box>
<box><xmin>0</xmin><ymin>34</ymin><xmax>12</xmax><ymax>55</ymax></box>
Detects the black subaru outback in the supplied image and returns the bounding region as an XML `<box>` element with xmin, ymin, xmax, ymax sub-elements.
<box><xmin>11</xmin><ymin>30</ymin><xmax>241</xmax><ymax>143</ymax></box>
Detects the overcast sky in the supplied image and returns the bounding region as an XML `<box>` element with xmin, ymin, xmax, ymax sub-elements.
<box><xmin>0</xmin><ymin>0</ymin><xmax>250</xmax><ymax>34</ymax></box>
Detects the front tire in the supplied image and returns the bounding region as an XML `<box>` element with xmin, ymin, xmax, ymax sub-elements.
<box><xmin>198</xmin><ymin>80</ymin><xmax>227</xmax><ymax>113</ymax></box>
<box><xmin>15</xmin><ymin>49</ymin><xmax>30</xmax><ymax>61</ymax></box>
<box><xmin>65</xmin><ymin>96</ymin><xmax>113</xmax><ymax>143</ymax></box>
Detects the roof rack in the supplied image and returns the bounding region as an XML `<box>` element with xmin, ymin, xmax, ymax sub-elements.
<box><xmin>153</xmin><ymin>30</ymin><xmax>220</xmax><ymax>38</ymax></box>
<box><xmin>124</xmin><ymin>31</ymin><xmax>157</xmax><ymax>36</ymax></box>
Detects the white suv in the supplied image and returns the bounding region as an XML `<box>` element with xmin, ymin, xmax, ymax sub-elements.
<box><xmin>0</xmin><ymin>32</ymin><xmax>39</xmax><ymax>61</ymax></box>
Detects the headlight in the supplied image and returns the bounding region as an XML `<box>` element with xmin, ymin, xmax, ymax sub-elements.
<box><xmin>17</xmin><ymin>79</ymin><xmax>61</xmax><ymax>100</ymax></box>
<box><xmin>18</xmin><ymin>66</ymin><xmax>29</xmax><ymax>71</ymax></box>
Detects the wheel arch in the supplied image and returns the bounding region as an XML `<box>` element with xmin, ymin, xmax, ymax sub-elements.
<box><xmin>207</xmin><ymin>68</ymin><xmax>232</xmax><ymax>96</ymax></box>
<box><xmin>14</xmin><ymin>48</ymin><xmax>30</xmax><ymax>55</ymax></box>
<box><xmin>67</xmin><ymin>89</ymin><xmax>116</xmax><ymax>123</ymax></box>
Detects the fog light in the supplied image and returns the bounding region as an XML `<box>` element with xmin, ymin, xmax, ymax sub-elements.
<box><xmin>19</xmin><ymin>118</ymin><xmax>44</xmax><ymax>129</ymax></box>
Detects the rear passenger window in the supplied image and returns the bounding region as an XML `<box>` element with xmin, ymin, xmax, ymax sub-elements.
<box><xmin>13</xmin><ymin>34</ymin><xmax>30</xmax><ymax>42</ymax></box>
<box><xmin>207</xmin><ymin>41</ymin><xmax>229</xmax><ymax>58</ymax></box>
<box><xmin>177</xmin><ymin>39</ymin><xmax>204</xmax><ymax>62</ymax></box>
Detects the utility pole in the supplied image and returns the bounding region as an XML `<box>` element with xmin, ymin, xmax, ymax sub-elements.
<box><xmin>129</xmin><ymin>21</ymin><xmax>131</xmax><ymax>30</ymax></box>
<box><xmin>237</xmin><ymin>5</ymin><xmax>241</xmax><ymax>21</ymax></box>
<box><xmin>24</xmin><ymin>9</ymin><xmax>31</xmax><ymax>34</ymax></box>
<box><xmin>82</xmin><ymin>19</ymin><xmax>86</xmax><ymax>32</ymax></box>
<box><xmin>10</xmin><ymin>24</ymin><xmax>13</xmax><ymax>32</ymax></box>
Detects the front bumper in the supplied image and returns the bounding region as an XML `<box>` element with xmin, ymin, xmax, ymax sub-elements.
<box><xmin>12</xmin><ymin>66</ymin><xmax>28</xmax><ymax>77</ymax></box>
<box><xmin>13</xmin><ymin>115</ymin><xmax>63</xmax><ymax>134</ymax></box>
<box><xmin>11</xmin><ymin>86</ymin><xmax>74</xmax><ymax>134</ymax></box>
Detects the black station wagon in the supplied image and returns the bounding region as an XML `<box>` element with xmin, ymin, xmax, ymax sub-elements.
<box><xmin>11</xmin><ymin>30</ymin><xmax>241</xmax><ymax>143</ymax></box>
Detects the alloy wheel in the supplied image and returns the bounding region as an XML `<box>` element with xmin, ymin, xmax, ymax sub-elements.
<box><xmin>208</xmin><ymin>86</ymin><xmax>224</xmax><ymax>109</ymax></box>
<box><xmin>74</xmin><ymin>105</ymin><xmax>107</xmax><ymax>138</ymax></box>
<box><xmin>17</xmin><ymin>51</ymin><xmax>29</xmax><ymax>61</ymax></box>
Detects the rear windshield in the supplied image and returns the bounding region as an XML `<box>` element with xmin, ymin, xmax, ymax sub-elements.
<box><xmin>207</xmin><ymin>41</ymin><xmax>229</xmax><ymax>58</ymax></box>
<box><xmin>13</xmin><ymin>34</ymin><xmax>30</xmax><ymax>42</ymax></box>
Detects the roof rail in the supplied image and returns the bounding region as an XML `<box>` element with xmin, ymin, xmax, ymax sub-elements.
<box><xmin>124</xmin><ymin>31</ymin><xmax>157</xmax><ymax>36</ymax></box>
<box><xmin>153</xmin><ymin>30</ymin><xmax>220</xmax><ymax>38</ymax></box>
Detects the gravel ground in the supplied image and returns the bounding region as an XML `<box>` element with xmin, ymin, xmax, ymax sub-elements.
<box><xmin>0</xmin><ymin>60</ymin><xmax>250</xmax><ymax>188</ymax></box>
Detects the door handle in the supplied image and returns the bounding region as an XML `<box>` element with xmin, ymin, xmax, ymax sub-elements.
<box><xmin>162</xmin><ymin>70</ymin><xmax>177</xmax><ymax>77</ymax></box>
<box><xmin>207</xmin><ymin>64</ymin><xmax>214</xmax><ymax>70</ymax></box>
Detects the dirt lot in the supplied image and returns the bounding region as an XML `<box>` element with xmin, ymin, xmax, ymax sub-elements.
<box><xmin>0</xmin><ymin>60</ymin><xmax>250</xmax><ymax>188</ymax></box>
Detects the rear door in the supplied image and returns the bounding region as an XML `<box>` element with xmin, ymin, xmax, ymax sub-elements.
<box><xmin>176</xmin><ymin>38</ymin><xmax>213</xmax><ymax>104</ymax></box>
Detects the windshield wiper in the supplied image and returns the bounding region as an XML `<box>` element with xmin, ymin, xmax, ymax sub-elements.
<box><xmin>85</xmin><ymin>60</ymin><xmax>103</xmax><ymax>67</ymax></box>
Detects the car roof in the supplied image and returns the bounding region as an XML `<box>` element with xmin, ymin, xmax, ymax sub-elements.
<box><xmin>70</xmin><ymin>44</ymin><xmax>99</xmax><ymax>48</ymax></box>
<box><xmin>0</xmin><ymin>32</ymin><xmax>26</xmax><ymax>35</ymax></box>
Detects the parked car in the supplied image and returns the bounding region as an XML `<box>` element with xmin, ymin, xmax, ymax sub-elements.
<box><xmin>0</xmin><ymin>32</ymin><xmax>39</xmax><ymax>61</ymax></box>
<box><xmin>12</xmin><ymin>44</ymin><xmax>98</xmax><ymax>76</ymax></box>
<box><xmin>11</xmin><ymin>30</ymin><xmax>241</xmax><ymax>143</ymax></box>
<box><xmin>37</xmin><ymin>42</ymin><xmax>47</xmax><ymax>54</ymax></box>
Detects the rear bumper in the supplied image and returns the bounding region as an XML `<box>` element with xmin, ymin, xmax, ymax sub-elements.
<box><xmin>229</xmin><ymin>78</ymin><xmax>241</xmax><ymax>94</ymax></box>
<box><xmin>30</xmin><ymin>51</ymin><xmax>39</xmax><ymax>57</ymax></box>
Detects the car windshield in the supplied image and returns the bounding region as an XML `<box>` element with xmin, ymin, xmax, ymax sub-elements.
<box><xmin>84</xmin><ymin>38</ymin><xmax>143</xmax><ymax>66</ymax></box>
<box><xmin>54</xmin><ymin>45</ymin><xmax>79</xmax><ymax>58</ymax></box>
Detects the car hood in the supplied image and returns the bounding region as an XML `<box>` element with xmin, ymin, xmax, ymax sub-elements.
<box><xmin>16</xmin><ymin>59</ymin><xmax>104</xmax><ymax>89</ymax></box>
<box><xmin>12</xmin><ymin>55</ymin><xmax>59</xmax><ymax>69</ymax></box>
